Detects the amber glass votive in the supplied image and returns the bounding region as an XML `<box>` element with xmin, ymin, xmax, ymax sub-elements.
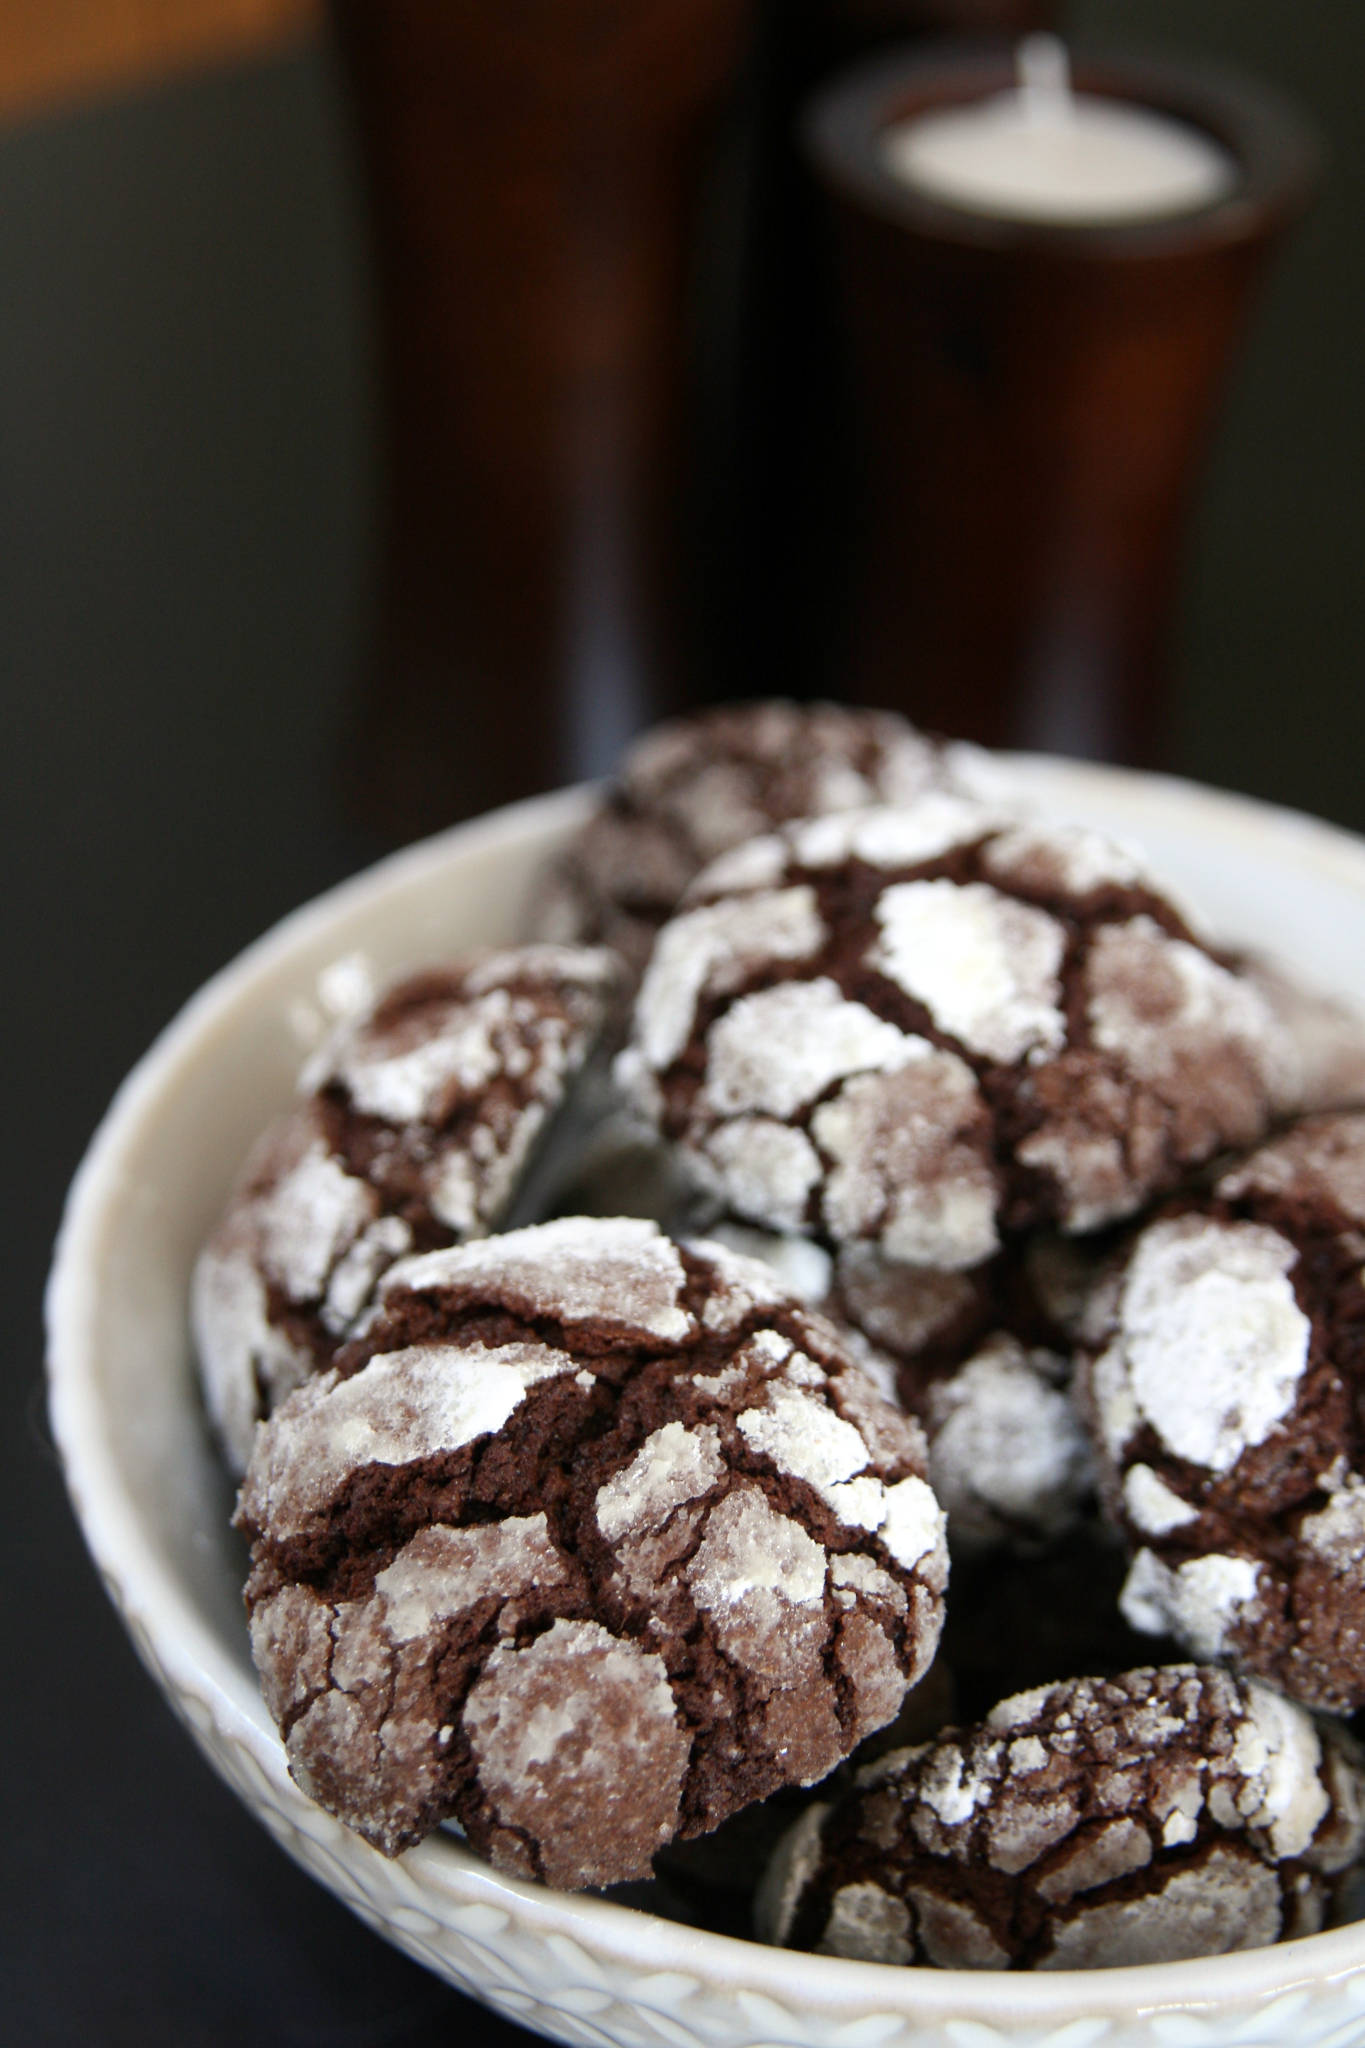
<box><xmin>805</xmin><ymin>44</ymin><xmax>1319</xmax><ymax>762</ymax></box>
<box><xmin>332</xmin><ymin>0</ymin><xmax>754</xmax><ymax>835</ymax></box>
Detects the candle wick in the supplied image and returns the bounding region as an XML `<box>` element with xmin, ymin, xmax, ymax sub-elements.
<box><xmin>1016</xmin><ymin>33</ymin><xmax>1073</xmax><ymax>127</ymax></box>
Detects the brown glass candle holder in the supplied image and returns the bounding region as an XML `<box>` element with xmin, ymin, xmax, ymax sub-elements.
<box><xmin>804</xmin><ymin>44</ymin><xmax>1320</xmax><ymax>762</ymax></box>
<box><xmin>332</xmin><ymin>0</ymin><xmax>754</xmax><ymax>836</ymax></box>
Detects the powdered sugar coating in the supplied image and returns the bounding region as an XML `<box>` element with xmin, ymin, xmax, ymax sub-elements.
<box><xmin>788</xmin><ymin>795</ymin><xmax>1006</xmax><ymax>873</ymax></box>
<box><xmin>871</xmin><ymin>880</ymin><xmax>1066</xmax><ymax>1065</ymax></box>
<box><xmin>621</xmin><ymin>802</ymin><xmax>1296</xmax><ymax>1252</ymax></box>
<box><xmin>192</xmin><ymin>1108</ymin><xmax>390</xmax><ymax>1471</ymax></box>
<box><xmin>238</xmin><ymin>1340</ymin><xmax>579</xmax><ymax>1542</ymax></box>
<box><xmin>1078</xmin><ymin>1113</ymin><xmax>1365</xmax><ymax>1710</ymax></box>
<box><xmin>193</xmin><ymin>947</ymin><xmax>619</xmax><ymax>1472</ymax></box>
<box><xmin>832</xmin><ymin>1243</ymin><xmax>986</xmax><ymax>1361</ymax></box>
<box><xmin>697</xmin><ymin>1117</ymin><xmax>825</xmax><ymax>1235</ymax></box>
<box><xmin>237</xmin><ymin>1220</ymin><xmax>948</xmax><ymax>1884</ymax></box>
<box><xmin>1039</xmin><ymin>1850</ymin><xmax>1281</xmax><ymax>1970</ymax></box>
<box><xmin>1122</xmin><ymin>1463</ymin><xmax>1200</xmax><ymax>1536</ymax></box>
<box><xmin>1237</xmin><ymin>953</ymin><xmax>1365</xmax><ymax>1117</ymax></box>
<box><xmin>531</xmin><ymin>701</ymin><xmax>1018</xmax><ymax>978</ymax></box>
<box><xmin>1218</xmin><ymin>1109</ymin><xmax>1365</xmax><ymax>1222</ymax></box>
<box><xmin>378</xmin><ymin>1215</ymin><xmax>693</xmax><ymax>1344</ymax></box>
<box><xmin>812</xmin><ymin>1051</ymin><xmax>1000</xmax><ymax>1269</ymax></box>
<box><xmin>463</xmin><ymin>1621</ymin><xmax>691</xmax><ymax>1891</ymax></box>
<box><xmin>1015</xmin><ymin>918</ymin><xmax>1302</xmax><ymax>1235</ymax></box>
<box><xmin>630</xmin><ymin>889</ymin><xmax>825</xmax><ymax>1074</ymax></box>
<box><xmin>595</xmin><ymin>1421</ymin><xmax>727</xmax><ymax>1544</ymax></box>
<box><xmin>765</xmin><ymin>1664</ymin><xmax>1365</xmax><ymax>1969</ymax></box>
<box><xmin>804</xmin><ymin>1238</ymin><xmax>1100</xmax><ymax>1558</ymax></box>
<box><xmin>704</xmin><ymin>1222</ymin><xmax>835</xmax><ymax>1308</ymax></box>
<box><xmin>1120</xmin><ymin>1551</ymin><xmax>1265</xmax><ymax>1661</ymax></box>
<box><xmin>1087</xmin><ymin>918</ymin><xmax>1301</xmax><ymax>1113</ymax></box>
<box><xmin>1092</xmin><ymin>1215</ymin><xmax>1309</xmax><ymax>1476</ymax></box>
<box><xmin>703</xmin><ymin>980</ymin><xmax>909</xmax><ymax>1122</ymax></box>
<box><xmin>924</xmin><ymin>1335</ymin><xmax>1094</xmax><ymax>1554</ymax></box>
<box><xmin>300</xmin><ymin>947</ymin><xmax>621</xmax><ymax>1236</ymax></box>
<box><xmin>982</xmin><ymin>820</ymin><xmax>1152</xmax><ymax>900</ymax></box>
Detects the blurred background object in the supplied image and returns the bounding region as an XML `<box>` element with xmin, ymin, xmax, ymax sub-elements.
<box><xmin>804</xmin><ymin>40</ymin><xmax>1317</xmax><ymax>760</ymax></box>
<box><xmin>2</xmin><ymin>1</ymin><xmax>1347</xmax><ymax>824</ymax></box>
<box><xmin>330</xmin><ymin>0</ymin><xmax>754</xmax><ymax>833</ymax></box>
<box><xmin>0</xmin><ymin>0</ymin><xmax>312</xmax><ymax>118</ymax></box>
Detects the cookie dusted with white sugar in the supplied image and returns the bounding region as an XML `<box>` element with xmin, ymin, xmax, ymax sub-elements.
<box><xmin>532</xmin><ymin>700</ymin><xmax>1013</xmax><ymax>981</ymax></box>
<box><xmin>618</xmin><ymin>800</ymin><xmax>1300</xmax><ymax>1262</ymax></box>
<box><xmin>235</xmin><ymin>1217</ymin><xmax>948</xmax><ymax>1886</ymax></box>
<box><xmin>193</xmin><ymin>946</ymin><xmax>620</xmax><ymax>1473</ymax></box>
<box><xmin>704</xmin><ymin>1225</ymin><xmax>1096</xmax><ymax>1555</ymax></box>
<box><xmin>1081</xmin><ymin>1111</ymin><xmax>1365</xmax><ymax>1713</ymax></box>
<box><xmin>761</xmin><ymin>1665</ymin><xmax>1365</xmax><ymax>1969</ymax></box>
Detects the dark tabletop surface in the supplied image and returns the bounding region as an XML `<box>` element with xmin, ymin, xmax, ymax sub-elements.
<box><xmin>2</xmin><ymin>47</ymin><xmax>548</xmax><ymax>2048</ymax></box>
<box><xmin>6</xmin><ymin>17</ymin><xmax>1364</xmax><ymax>2044</ymax></box>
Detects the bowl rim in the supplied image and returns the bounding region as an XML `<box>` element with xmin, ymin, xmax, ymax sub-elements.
<box><xmin>45</xmin><ymin>761</ymin><xmax>1365</xmax><ymax>2020</ymax></box>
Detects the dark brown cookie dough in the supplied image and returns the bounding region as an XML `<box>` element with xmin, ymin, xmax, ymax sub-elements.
<box><xmin>236</xmin><ymin>1217</ymin><xmax>948</xmax><ymax>1887</ymax></box>
<box><xmin>193</xmin><ymin>945</ymin><xmax>620</xmax><ymax>1471</ymax></box>
<box><xmin>618</xmin><ymin>801</ymin><xmax>1301</xmax><ymax>1261</ymax></box>
<box><xmin>1081</xmin><ymin>1111</ymin><xmax>1365</xmax><ymax>1713</ymax></box>
<box><xmin>762</xmin><ymin>1665</ymin><xmax>1365</xmax><ymax>1969</ymax></box>
<box><xmin>532</xmin><ymin>701</ymin><xmax>1011</xmax><ymax>981</ymax></box>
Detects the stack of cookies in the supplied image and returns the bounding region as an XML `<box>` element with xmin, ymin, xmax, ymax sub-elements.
<box><xmin>194</xmin><ymin>702</ymin><xmax>1365</xmax><ymax>1971</ymax></box>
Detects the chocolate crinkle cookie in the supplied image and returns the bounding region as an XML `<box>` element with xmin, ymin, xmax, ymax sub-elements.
<box><xmin>706</xmin><ymin>1225</ymin><xmax>1096</xmax><ymax>1555</ymax></box>
<box><xmin>826</xmin><ymin>1239</ymin><xmax>1104</xmax><ymax>1555</ymax></box>
<box><xmin>618</xmin><ymin>798</ymin><xmax>1302</xmax><ymax>1263</ymax></box>
<box><xmin>1080</xmin><ymin>1110</ymin><xmax>1365</xmax><ymax>1713</ymax></box>
<box><xmin>235</xmin><ymin>1216</ymin><xmax>948</xmax><ymax>1887</ymax></box>
<box><xmin>193</xmin><ymin>945</ymin><xmax>620</xmax><ymax>1473</ymax></box>
<box><xmin>761</xmin><ymin>1665</ymin><xmax>1365</xmax><ymax>1970</ymax></box>
<box><xmin>532</xmin><ymin>701</ymin><xmax>1013</xmax><ymax>981</ymax></box>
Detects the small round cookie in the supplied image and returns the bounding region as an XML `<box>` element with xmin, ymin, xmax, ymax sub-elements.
<box><xmin>829</xmin><ymin>1241</ymin><xmax>1104</xmax><ymax>1554</ymax></box>
<box><xmin>236</xmin><ymin>1217</ymin><xmax>948</xmax><ymax>1886</ymax></box>
<box><xmin>761</xmin><ymin>1665</ymin><xmax>1365</xmax><ymax>1969</ymax></box>
<box><xmin>618</xmin><ymin>799</ymin><xmax>1300</xmax><ymax>1261</ymax></box>
<box><xmin>1081</xmin><ymin>1110</ymin><xmax>1365</xmax><ymax>1713</ymax></box>
<box><xmin>824</xmin><ymin>1232</ymin><xmax>1119</xmax><ymax>1399</ymax></box>
<box><xmin>920</xmin><ymin>1334</ymin><xmax>1094</xmax><ymax>1556</ymax></box>
<box><xmin>533</xmin><ymin>701</ymin><xmax>1011</xmax><ymax>980</ymax></box>
<box><xmin>193</xmin><ymin>945</ymin><xmax>620</xmax><ymax>1472</ymax></box>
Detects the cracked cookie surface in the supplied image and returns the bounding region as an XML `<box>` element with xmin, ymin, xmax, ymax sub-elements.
<box><xmin>193</xmin><ymin>945</ymin><xmax>620</xmax><ymax>1472</ymax></box>
<box><xmin>618</xmin><ymin>800</ymin><xmax>1299</xmax><ymax>1261</ymax></box>
<box><xmin>532</xmin><ymin>701</ymin><xmax>1009</xmax><ymax>981</ymax></box>
<box><xmin>1081</xmin><ymin>1111</ymin><xmax>1365</xmax><ymax>1711</ymax></box>
<box><xmin>704</xmin><ymin>1224</ymin><xmax>1096</xmax><ymax>1556</ymax></box>
<box><xmin>763</xmin><ymin>1664</ymin><xmax>1365</xmax><ymax>1969</ymax></box>
<box><xmin>236</xmin><ymin>1217</ymin><xmax>948</xmax><ymax>1886</ymax></box>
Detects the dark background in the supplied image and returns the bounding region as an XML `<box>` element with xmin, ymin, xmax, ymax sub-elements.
<box><xmin>6</xmin><ymin>4</ymin><xmax>1363</xmax><ymax>2040</ymax></box>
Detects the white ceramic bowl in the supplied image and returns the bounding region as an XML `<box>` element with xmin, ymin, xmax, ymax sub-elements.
<box><xmin>47</xmin><ymin>761</ymin><xmax>1365</xmax><ymax>2048</ymax></box>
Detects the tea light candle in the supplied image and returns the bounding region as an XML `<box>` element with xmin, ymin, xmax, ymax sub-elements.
<box><xmin>882</xmin><ymin>36</ymin><xmax>1237</xmax><ymax>224</ymax></box>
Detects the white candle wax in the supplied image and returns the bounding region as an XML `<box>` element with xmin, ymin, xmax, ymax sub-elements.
<box><xmin>882</xmin><ymin>37</ymin><xmax>1237</xmax><ymax>225</ymax></box>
